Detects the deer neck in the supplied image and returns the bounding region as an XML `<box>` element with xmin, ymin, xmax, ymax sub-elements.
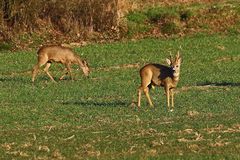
<box><xmin>172</xmin><ymin>71</ymin><xmax>180</xmax><ymax>83</ymax></box>
<box><xmin>75</xmin><ymin>57</ymin><xmax>83</xmax><ymax>67</ymax></box>
<box><xmin>173</xmin><ymin>75</ymin><xmax>179</xmax><ymax>82</ymax></box>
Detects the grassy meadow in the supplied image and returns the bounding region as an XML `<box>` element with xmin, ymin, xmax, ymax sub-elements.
<box><xmin>0</xmin><ymin>34</ymin><xmax>240</xmax><ymax>159</ymax></box>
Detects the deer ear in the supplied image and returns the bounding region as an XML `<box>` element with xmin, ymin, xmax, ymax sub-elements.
<box><xmin>178</xmin><ymin>57</ymin><xmax>182</xmax><ymax>63</ymax></box>
<box><xmin>166</xmin><ymin>58</ymin><xmax>171</xmax><ymax>65</ymax></box>
<box><xmin>81</xmin><ymin>60</ymin><xmax>86</xmax><ymax>65</ymax></box>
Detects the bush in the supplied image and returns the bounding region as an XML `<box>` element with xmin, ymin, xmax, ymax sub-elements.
<box><xmin>0</xmin><ymin>0</ymin><xmax>118</xmax><ymax>36</ymax></box>
<box><xmin>161</xmin><ymin>22</ymin><xmax>180</xmax><ymax>35</ymax></box>
<box><xmin>145</xmin><ymin>7</ymin><xmax>179</xmax><ymax>23</ymax></box>
<box><xmin>126</xmin><ymin>11</ymin><xmax>148</xmax><ymax>24</ymax></box>
<box><xmin>127</xmin><ymin>21</ymin><xmax>150</xmax><ymax>37</ymax></box>
<box><xmin>144</xmin><ymin>7</ymin><xmax>181</xmax><ymax>35</ymax></box>
<box><xmin>180</xmin><ymin>9</ymin><xmax>193</xmax><ymax>21</ymax></box>
<box><xmin>145</xmin><ymin>7</ymin><xmax>165</xmax><ymax>22</ymax></box>
<box><xmin>0</xmin><ymin>42</ymin><xmax>13</xmax><ymax>51</ymax></box>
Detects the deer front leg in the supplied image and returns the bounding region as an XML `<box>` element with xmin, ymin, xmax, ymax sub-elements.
<box><xmin>59</xmin><ymin>68</ymin><xmax>68</xmax><ymax>80</ymax></box>
<box><xmin>138</xmin><ymin>87</ymin><xmax>142</xmax><ymax>108</ymax></box>
<box><xmin>165</xmin><ymin>85</ymin><xmax>171</xmax><ymax>111</ymax></box>
<box><xmin>66</xmin><ymin>63</ymin><xmax>73</xmax><ymax>80</ymax></box>
<box><xmin>59</xmin><ymin>63</ymin><xmax>73</xmax><ymax>80</ymax></box>
<box><xmin>170</xmin><ymin>89</ymin><xmax>174</xmax><ymax>112</ymax></box>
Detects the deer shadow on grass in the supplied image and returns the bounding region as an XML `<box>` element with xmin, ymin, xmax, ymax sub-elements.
<box><xmin>62</xmin><ymin>99</ymin><xmax>129</xmax><ymax>107</ymax></box>
<box><xmin>196</xmin><ymin>81</ymin><xmax>240</xmax><ymax>87</ymax></box>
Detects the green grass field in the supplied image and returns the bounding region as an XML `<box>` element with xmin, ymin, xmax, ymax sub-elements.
<box><xmin>0</xmin><ymin>34</ymin><xmax>240</xmax><ymax>159</ymax></box>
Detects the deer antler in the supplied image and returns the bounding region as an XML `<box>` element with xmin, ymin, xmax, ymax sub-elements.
<box><xmin>169</xmin><ymin>52</ymin><xmax>173</xmax><ymax>62</ymax></box>
<box><xmin>176</xmin><ymin>51</ymin><xmax>180</xmax><ymax>60</ymax></box>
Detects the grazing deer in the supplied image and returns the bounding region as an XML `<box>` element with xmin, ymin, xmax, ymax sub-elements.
<box><xmin>32</xmin><ymin>45</ymin><xmax>90</xmax><ymax>82</ymax></box>
<box><xmin>138</xmin><ymin>52</ymin><xmax>182</xmax><ymax>111</ymax></box>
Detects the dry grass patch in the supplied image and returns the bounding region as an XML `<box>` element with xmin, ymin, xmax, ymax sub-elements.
<box><xmin>96</xmin><ymin>63</ymin><xmax>140</xmax><ymax>71</ymax></box>
<box><xmin>177</xmin><ymin>84</ymin><xmax>231</xmax><ymax>93</ymax></box>
<box><xmin>214</xmin><ymin>55</ymin><xmax>240</xmax><ymax>62</ymax></box>
<box><xmin>187</xmin><ymin>110</ymin><xmax>200</xmax><ymax>117</ymax></box>
<box><xmin>204</xmin><ymin>124</ymin><xmax>240</xmax><ymax>134</ymax></box>
<box><xmin>177</xmin><ymin>129</ymin><xmax>204</xmax><ymax>143</ymax></box>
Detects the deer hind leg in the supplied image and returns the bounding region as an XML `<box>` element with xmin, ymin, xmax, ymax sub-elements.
<box><xmin>138</xmin><ymin>74</ymin><xmax>154</xmax><ymax>107</ymax></box>
<box><xmin>32</xmin><ymin>56</ymin><xmax>48</xmax><ymax>82</ymax></box>
<box><xmin>144</xmin><ymin>87</ymin><xmax>153</xmax><ymax>107</ymax></box>
<box><xmin>43</xmin><ymin>62</ymin><xmax>56</xmax><ymax>82</ymax></box>
<box><xmin>138</xmin><ymin>86</ymin><xmax>154</xmax><ymax>107</ymax></box>
<box><xmin>32</xmin><ymin>56</ymin><xmax>51</xmax><ymax>83</ymax></box>
<box><xmin>32</xmin><ymin>64</ymin><xmax>40</xmax><ymax>82</ymax></box>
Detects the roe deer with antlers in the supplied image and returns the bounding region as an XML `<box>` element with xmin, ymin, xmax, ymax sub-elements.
<box><xmin>138</xmin><ymin>52</ymin><xmax>182</xmax><ymax>111</ymax></box>
<box><xmin>32</xmin><ymin>45</ymin><xmax>90</xmax><ymax>82</ymax></box>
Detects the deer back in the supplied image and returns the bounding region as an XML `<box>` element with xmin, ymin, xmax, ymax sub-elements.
<box><xmin>140</xmin><ymin>63</ymin><xmax>174</xmax><ymax>86</ymax></box>
<box><xmin>37</xmin><ymin>45</ymin><xmax>77</xmax><ymax>63</ymax></box>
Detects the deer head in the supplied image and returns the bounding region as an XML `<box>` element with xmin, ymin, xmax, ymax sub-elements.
<box><xmin>166</xmin><ymin>51</ymin><xmax>182</xmax><ymax>77</ymax></box>
<box><xmin>78</xmin><ymin>59</ymin><xmax>90</xmax><ymax>76</ymax></box>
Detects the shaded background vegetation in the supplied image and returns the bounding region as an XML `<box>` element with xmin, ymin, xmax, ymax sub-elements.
<box><xmin>0</xmin><ymin>0</ymin><xmax>240</xmax><ymax>49</ymax></box>
<box><xmin>0</xmin><ymin>0</ymin><xmax>119</xmax><ymax>46</ymax></box>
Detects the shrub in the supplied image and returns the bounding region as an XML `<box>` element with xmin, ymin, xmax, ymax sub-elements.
<box><xmin>0</xmin><ymin>0</ymin><xmax>119</xmax><ymax>35</ymax></box>
<box><xmin>145</xmin><ymin>7</ymin><xmax>165</xmax><ymax>22</ymax></box>
<box><xmin>0</xmin><ymin>42</ymin><xmax>13</xmax><ymax>51</ymax></box>
<box><xmin>126</xmin><ymin>11</ymin><xmax>148</xmax><ymax>24</ymax></box>
<box><xmin>180</xmin><ymin>9</ymin><xmax>193</xmax><ymax>21</ymax></box>
<box><xmin>127</xmin><ymin>21</ymin><xmax>150</xmax><ymax>37</ymax></box>
<box><xmin>145</xmin><ymin>7</ymin><xmax>179</xmax><ymax>23</ymax></box>
<box><xmin>161</xmin><ymin>22</ymin><xmax>180</xmax><ymax>35</ymax></box>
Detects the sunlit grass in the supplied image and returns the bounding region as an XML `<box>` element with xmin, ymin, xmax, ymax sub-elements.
<box><xmin>0</xmin><ymin>34</ymin><xmax>240</xmax><ymax>159</ymax></box>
